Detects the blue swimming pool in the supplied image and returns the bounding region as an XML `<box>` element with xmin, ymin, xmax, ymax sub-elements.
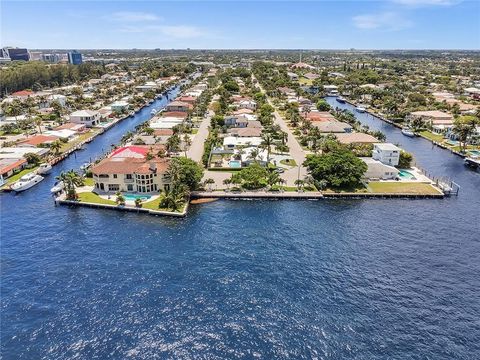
<box><xmin>123</xmin><ymin>193</ymin><xmax>151</xmax><ymax>201</ymax></box>
<box><xmin>229</xmin><ymin>160</ymin><xmax>241</xmax><ymax>168</ymax></box>
<box><xmin>468</xmin><ymin>149</ymin><xmax>480</xmax><ymax>157</ymax></box>
<box><xmin>398</xmin><ymin>170</ymin><xmax>416</xmax><ymax>180</ymax></box>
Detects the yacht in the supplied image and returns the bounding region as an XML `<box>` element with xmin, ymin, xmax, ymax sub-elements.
<box><xmin>336</xmin><ymin>97</ymin><xmax>346</xmax><ymax>103</ymax></box>
<box><xmin>464</xmin><ymin>157</ymin><xmax>480</xmax><ymax>169</ymax></box>
<box><xmin>151</xmin><ymin>109</ymin><xmax>157</xmax><ymax>116</ymax></box>
<box><xmin>37</xmin><ymin>163</ymin><xmax>52</xmax><ymax>175</ymax></box>
<box><xmin>50</xmin><ymin>181</ymin><xmax>65</xmax><ymax>193</ymax></box>
<box><xmin>401</xmin><ymin>128</ymin><xmax>416</xmax><ymax>137</ymax></box>
<box><xmin>11</xmin><ymin>173</ymin><xmax>44</xmax><ymax>192</ymax></box>
<box><xmin>355</xmin><ymin>106</ymin><xmax>366</xmax><ymax>113</ymax></box>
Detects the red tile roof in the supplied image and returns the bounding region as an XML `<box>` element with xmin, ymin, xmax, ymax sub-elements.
<box><xmin>19</xmin><ymin>135</ymin><xmax>58</xmax><ymax>146</ymax></box>
<box><xmin>0</xmin><ymin>159</ymin><xmax>26</xmax><ymax>175</ymax></box>
<box><xmin>162</xmin><ymin>111</ymin><xmax>188</xmax><ymax>119</ymax></box>
<box><xmin>12</xmin><ymin>90</ymin><xmax>34</xmax><ymax>97</ymax></box>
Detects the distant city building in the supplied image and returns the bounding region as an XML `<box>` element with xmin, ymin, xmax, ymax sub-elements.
<box><xmin>42</xmin><ymin>53</ymin><xmax>61</xmax><ymax>63</ymax></box>
<box><xmin>2</xmin><ymin>47</ymin><xmax>30</xmax><ymax>61</ymax></box>
<box><xmin>67</xmin><ymin>50</ymin><xmax>83</xmax><ymax>65</ymax></box>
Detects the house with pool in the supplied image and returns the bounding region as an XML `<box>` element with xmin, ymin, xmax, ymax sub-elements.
<box><xmin>91</xmin><ymin>146</ymin><xmax>171</xmax><ymax>194</ymax></box>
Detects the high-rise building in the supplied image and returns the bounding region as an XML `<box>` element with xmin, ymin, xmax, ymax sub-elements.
<box><xmin>42</xmin><ymin>53</ymin><xmax>61</xmax><ymax>63</ymax></box>
<box><xmin>2</xmin><ymin>47</ymin><xmax>30</xmax><ymax>61</ymax></box>
<box><xmin>67</xmin><ymin>50</ymin><xmax>83</xmax><ymax>65</ymax></box>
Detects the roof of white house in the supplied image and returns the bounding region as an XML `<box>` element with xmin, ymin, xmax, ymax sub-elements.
<box><xmin>223</xmin><ymin>136</ymin><xmax>262</xmax><ymax>147</ymax></box>
<box><xmin>0</xmin><ymin>147</ymin><xmax>49</xmax><ymax>159</ymax></box>
<box><xmin>70</xmin><ymin>110</ymin><xmax>99</xmax><ymax>117</ymax></box>
<box><xmin>374</xmin><ymin>143</ymin><xmax>401</xmax><ymax>151</ymax></box>
<box><xmin>45</xmin><ymin>129</ymin><xmax>77</xmax><ymax>138</ymax></box>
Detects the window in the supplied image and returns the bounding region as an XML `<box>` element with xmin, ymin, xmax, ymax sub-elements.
<box><xmin>125</xmin><ymin>174</ymin><xmax>132</xmax><ymax>180</ymax></box>
<box><xmin>113</xmin><ymin>174</ymin><xmax>117</xmax><ymax>179</ymax></box>
<box><xmin>127</xmin><ymin>184</ymin><xmax>133</xmax><ymax>191</ymax></box>
<box><xmin>108</xmin><ymin>184</ymin><xmax>120</xmax><ymax>191</ymax></box>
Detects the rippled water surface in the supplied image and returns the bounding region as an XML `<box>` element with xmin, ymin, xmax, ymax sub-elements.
<box><xmin>1</xmin><ymin>97</ymin><xmax>479</xmax><ymax>359</ymax></box>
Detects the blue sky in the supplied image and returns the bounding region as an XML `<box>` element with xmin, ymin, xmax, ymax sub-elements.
<box><xmin>2</xmin><ymin>1</ymin><xmax>479</xmax><ymax>49</ymax></box>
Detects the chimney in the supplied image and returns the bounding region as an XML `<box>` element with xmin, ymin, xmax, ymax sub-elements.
<box><xmin>149</xmin><ymin>162</ymin><xmax>157</xmax><ymax>173</ymax></box>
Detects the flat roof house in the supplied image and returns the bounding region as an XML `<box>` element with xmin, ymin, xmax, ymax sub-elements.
<box><xmin>372</xmin><ymin>143</ymin><xmax>401</xmax><ymax>167</ymax></box>
<box><xmin>69</xmin><ymin>110</ymin><xmax>100</xmax><ymax>127</ymax></box>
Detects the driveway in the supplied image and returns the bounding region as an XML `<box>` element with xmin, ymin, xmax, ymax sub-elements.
<box><xmin>186</xmin><ymin>110</ymin><xmax>212</xmax><ymax>162</ymax></box>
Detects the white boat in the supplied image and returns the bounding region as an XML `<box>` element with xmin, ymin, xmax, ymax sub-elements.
<box><xmin>80</xmin><ymin>163</ymin><xmax>91</xmax><ymax>171</ymax></box>
<box><xmin>151</xmin><ymin>109</ymin><xmax>157</xmax><ymax>115</ymax></box>
<box><xmin>355</xmin><ymin>106</ymin><xmax>366</xmax><ymax>113</ymax></box>
<box><xmin>336</xmin><ymin>97</ymin><xmax>346</xmax><ymax>103</ymax></box>
<box><xmin>36</xmin><ymin>163</ymin><xmax>52</xmax><ymax>175</ymax></box>
<box><xmin>50</xmin><ymin>181</ymin><xmax>65</xmax><ymax>193</ymax></box>
<box><xmin>402</xmin><ymin>128</ymin><xmax>415</xmax><ymax>137</ymax></box>
<box><xmin>11</xmin><ymin>173</ymin><xmax>44</xmax><ymax>192</ymax></box>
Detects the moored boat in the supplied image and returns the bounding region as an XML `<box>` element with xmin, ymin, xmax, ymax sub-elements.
<box><xmin>150</xmin><ymin>109</ymin><xmax>157</xmax><ymax>116</ymax></box>
<box><xmin>11</xmin><ymin>173</ymin><xmax>44</xmax><ymax>192</ymax></box>
<box><xmin>355</xmin><ymin>106</ymin><xmax>366</xmax><ymax>113</ymax></box>
<box><xmin>336</xmin><ymin>97</ymin><xmax>346</xmax><ymax>103</ymax></box>
<box><xmin>401</xmin><ymin>128</ymin><xmax>416</xmax><ymax>137</ymax></box>
<box><xmin>50</xmin><ymin>181</ymin><xmax>65</xmax><ymax>193</ymax></box>
<box><xmin>37</xmin><ymin>163</ymin><xmax>52</xmax><ymax>175</ymax></box>
<box><xmin>464</xmin><ymin>157</ymin><xmax>480</xmax><ymax>169</ymax></box>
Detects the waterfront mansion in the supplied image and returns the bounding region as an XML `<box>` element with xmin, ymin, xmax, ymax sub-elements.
<box><xmin>91</xmin><ymin>146</ymin><xmax>171</xmax><ymax>194</ymax></box>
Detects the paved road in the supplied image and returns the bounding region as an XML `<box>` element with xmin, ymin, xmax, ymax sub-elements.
<box><xmin>187</xmin><ymin>110</ymin><xmax>212</xmax><ymax>162</ymax></box>
<box><xmin>255</xmin><ymin>77</ymin><xmax>308</xmax><ymax>186</ymax></box>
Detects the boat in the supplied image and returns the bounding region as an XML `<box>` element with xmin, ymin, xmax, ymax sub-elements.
<box><xmin>50</xmin><ymin>181</ymin><xmax>65</xmax><ymax>193</ymax></box>
<box><xmin>150</xmin><ymin>109</ymin><xmax>157</xmax><ymax>116</ymax></box>
<box><xmin>80</xmin><ymin>163</ymin><xmax>91</xmax><ymax>171</ymax></box>
<box><xmin>11</xmin><ymin>173</ymin><xmax>44</xmax><ymax>192</ymax></box>
<box><xmin>401</xmin><ymin>128</ymin><xmax>416</xmax><ymax>137</ymax></box>
<box><xmin>336</xmin><ymin>97</ymin><xmax>346</xmax><ymax>103</ymax></box>
<box><xmin>464</xmin><ymin>157</ymin><xmax>480</xmax><ymax>169</ymax></box>
<box><xmin>355</xmin><ymin>106</ymin><xmax>366</xmax><ymax>113</ymax></box>
<box><xmin>36</xmin><ymin>163</ymin><xmax>52</xmax><ymax>175</ymax></box>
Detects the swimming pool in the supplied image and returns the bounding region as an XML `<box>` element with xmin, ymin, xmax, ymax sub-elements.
<box><xmin>468</xmin><ymin>150</ymin><xmax>480</xmax><ymax>157</ymax></box>
<box><xmin>123</xmin><ymin>194</ymin><xmax>151</xmax><ymax>201</ymax></box>
<box><xmin>398</xmin><ymin>170</ymin><xmax>416</xmax><ymax>180</ymax></box>
<box><xmin>229</xmin><ymin>160</ymin><xmax>242</xmax><ymax>168</ymax></box>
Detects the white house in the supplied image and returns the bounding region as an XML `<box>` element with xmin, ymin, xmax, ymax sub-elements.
<box><xmin>361</xmin><ymin>157</ymin><xmax>399</xmax><ymax>180</ymax></box>
<box><xmin>223</xmin><ymin>136</ymin><xmax>262</xmax><ymax>149</ymax></box>
<box><xmin>372</xmin><ymin>143</ymin><xmax>401</xmax><ymax>166</ymax></box>
<box><xmin>110</xmin><ymin>100</ymin><xmax>130</xmax><ymax>113</ymax></box>
<box><xmin>237</xmin><ymin>99</ymin><xmax>257</xmax><ymax>111</ymax></box>
<box><xmin>69</xmin><ymin>110</ymin><xmax>100</xmax><ymax>127</ymax></box>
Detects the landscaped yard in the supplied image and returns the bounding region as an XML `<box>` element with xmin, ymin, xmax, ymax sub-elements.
<box><xmin>77</xmin><ymin>192</ymin><xmax>116</xmax><ymax>205</ymax></box>
<box><xmin>279</xmin><ymin>158</ymin><xmax>297</xmax><ymax>167</ymax></box>
<box><xmin>59</xmin><ymin>130</ymin><xmax>98</xmax><ymax>153</ymax></box>
<box><xmin>419</xmin><ymin>131</ymin><xmax>445</xmax><ymax>143</ymax></box>
<box><xmin>83</xmin><ymin>177</ymin><xmax>95</xmax><ymax>186</ymax></box>
<box><xmin>142</xmin><ymin>197</ymin><xmax>185</xmax><ymax>212</ymax></box>
<box><xmin>367</xmin><ymin>182</ymin><xmax>442</xmax><ymax>195</ymax></box>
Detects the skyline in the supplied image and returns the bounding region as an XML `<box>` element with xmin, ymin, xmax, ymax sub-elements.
<box><xmin>1</xmin><ymin>0</ymin><xmax>479</xmax><ymax>50</ymax></box>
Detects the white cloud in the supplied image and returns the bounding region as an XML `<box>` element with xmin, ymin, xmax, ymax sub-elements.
<box><xmin>392</xmin><ymin>0</ymin><xmax>461</xmax><ymax>6</ymax></box>
<box><xmin>353</xmin><ymin>12</ymin><xmax>413</xmax><ymax>31</ymax></box>
<box><xmin>110</xmin><ymin>11</ymin><xmax>160</xmax><ymax>22</ymax></box>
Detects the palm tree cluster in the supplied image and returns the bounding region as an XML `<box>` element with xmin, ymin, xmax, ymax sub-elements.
<box><xmin>56</xmin><ymin>170</ymin><xmax>84</xmax><ymax>200</ymax></box>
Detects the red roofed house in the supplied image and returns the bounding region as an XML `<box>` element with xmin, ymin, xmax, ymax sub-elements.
<box><xmin>161</xmin><ymin>111</ymin><xmax>188</xmax><ymax>119</ymax></box>
<box><xmin>0</xmin><ymin>159</ymin><xmax>27</xmax><ymax>179</ymax></box>
<box><xmin>18</xmin><ymin>135</ymin><xmax>59</xmax><ymax>147</ymax></box>
<box><xmin>165</xmin><ymin>101</ymin><xmax>193</xmax><ymax>113</ymax></box>
<box><xmin>177</xmin><ymin>96</ymin><xmax>197</xmax><ymax>105</ymax></box>
<box><xmin>12</xmin><ymin>90</ymin><xmax>34</xmax><ymax>99</ymax></box>
<box><xmin>92</xmin><ymin>155</ymin><xmax>171</xmax><ymax>194</ymax></box>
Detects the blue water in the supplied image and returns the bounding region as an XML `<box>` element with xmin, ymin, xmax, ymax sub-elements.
<box><xmin>1</xmin><ymin>95</ymin><xmax>479</xmax><ymax>359</ymax></box>
<box><xmin>123</xmin><ymin>193</ymin><xmax>152</xmax><ymax>201</ymax></box>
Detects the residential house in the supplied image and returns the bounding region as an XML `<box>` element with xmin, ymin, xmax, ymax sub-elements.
<box><xmin>110</xmin><ymin>100</ymin><xmax>130</xmax><ymax>113</ymax></box>
<box><xmin>361</xmin><ymin>157</ymin><xmax>399</xmax><ymax>180</ymax></box>
<box><xmin>372</xmin><ymin>143</ymin><xmax>401</xmax><ymax>166</ymax></box>
<box><xmin>18</xmin><ymin>135</ymin><xmax>59</xmax><ymax>147</ymax></box>
<box><xmin>69</xmin><ymin>110</ymin><xmax>100</xmax><ymax>127</ymax></box>
<box><xmin>335</xmin><ymin>133</ymin><xmax>379</xmax><ymax>145</ymax></box>
<box><xmin>313</xmin><ymin>121</ymin><xmax>353</xmax><ymax>133</ymax></box>
<box><xmin>165</xmin><ymin>101</ymin><xmax>193</xmax><ymax>113</ymax></box>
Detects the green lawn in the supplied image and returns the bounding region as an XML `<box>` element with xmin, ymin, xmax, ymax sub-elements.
<box><xmin>142</xmin><ymin>197</ymin><xmax>185</xmax><ymax>212</ymax></box>
<box><xmin>279</xmin><ymin>159</ymin><xmax>297</xmax><ymax>167</ymax></box>
<box><xmin>2</xmin><ymin>167</ymin><xmax>39</xmax><ymax>186</ymax></box>
<box><xmin>367</xmin><ymin>182</ymin><xmax>442</xmax><ymax>195</ymax></box>
<box><xmin>83</xmin><ymin>177</ymin><xmax>94</xmax><ymax>186</ymax></box>
<box><xmin>77</xmin><ymin>192</ymin><xmax>116</xmax><ymax>205</ymax></box>
<box><xmin>59</xmin><ymin>130</ymin><xmax>98</xmax><ymax>153</ymax></box>
<box><xmin>298</xmin><ymin>77</ymin><xmax>313</xmax><ymax>86</ymax></box>
<box><xmin>419</xmin><ymin>131</ymin><xmax>444</xmax><ymax>143</ymax></box>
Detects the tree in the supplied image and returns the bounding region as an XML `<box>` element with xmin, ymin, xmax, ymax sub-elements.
<box><xmin>167</xmin><ymin>157</ymin><xmax>204</xmax><ymax>192</ymax></box>
<box><xmin>398</xmin><ymin>151</ymin><xmax>413</xmax><ymax>169</ymax></box>
<box><xmin>56</xmin><ymin>170</ymin><xmax>84</xmax><ymax>200</ymax></box>
<box><xmin>24</xmin><ymin>152</ymin><xmax>41</xmax><ymax>166</ymax></box>
<box><xmin>34</xmin><ymin>117</ymin><xmax>43</xmax><ymax>134</ymax></box>
<box><xmin>316</xmin><ymin>99</ymin><xmax>331</xmax><ymax>111</ymax></box>
<box><xmin>204</xmin><ymin>178</ymin><xmax>215</xmax><ymax>190</ymax></box>
<box><xmin>166</xmin><ymin>133</ymin><xmax>181</xmax><ymax>154</ymax></box>
<box><xmin>261</xmin><ymin>133</ymin><xmax>274</xmax><ymax>164</ymax></box>
<box><xmin>116</xmin><ymin>192</ymin><xmax>125</xmax><ymax>205</ymax></box>
<box><xmin>232</xmin><ymin>163</ymin><xmax>268</xmax><ymax>190</ymax></box>
<box><xmin>452</xmin><ymin>115</ymin><xmax>479</xmax><ymax>153</ymax></box>
<box><xmin>304</xmin><ymin>148</ymin><xmax>367</xmax><ymax>189</ymax></box>
<box><xmin>159</xmin><ymin>187</ymin><xmax>185</xmax><ymax>211</ymax></box>
<box><xmin>50</xmin><ymin>140</ymin><xmax>62</xmax><ymax>155</ymax></box>
<box><xmin>267</xmin><ymin>169</ymin><xmax>281</xmax><ymax>188</ymax></box>
<box><xmin>223</xmin><ymin>178</ymin><xmax>232</xmax><ymax>189</ymax></box>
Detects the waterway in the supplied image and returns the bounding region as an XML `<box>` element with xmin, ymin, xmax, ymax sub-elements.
<box><xmin>0</xmin><ymin>95</ymin><xmax>479</xmax><ymax>359</ymax></box>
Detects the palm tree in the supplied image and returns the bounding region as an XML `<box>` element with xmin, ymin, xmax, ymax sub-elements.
<box><xmin>294</xmin><ymin>179</ymin><xmax>304</xmax><ymax>191</ymax></box>
<box><xmin>116</xmin><ymin>192</ymin><xmax>125</xmax><ymax>206</ymax></box>
<box><xmin>56</xmin><ymin>170</ymin><xmax>84</xmax><ymax>200</ymax></box>
<box><xmin>261</xmin><ymin>133</ymin><xmax>274</xmax><ymax>164</ymax></box>
<box><xmin>50</xmin><ymin>140</ymin><xmax>62</xmax><ymax>155</ymax></box>
<box><xmin>34</xmin><ymin>117</ymin><xmax>43</xmax><ymax>134</ymax></box>
<box><xmin>203</xmin><ymin>178</ymin><xmax>215</xmax><ymax>191</ymax></box>
<box><xmin>223</xmin><ymin>178</ymin><xmax>231</xmax><ymax>189</ymax></box>
<box><xmin>159</xmin><ymin>187</ymin><xmax>184</xmax><ymax>211</ymax></box>
<box><xmin>267</xmin><ymin>169</ymin><xmax>281</xmax><ymax>188</ymax></box>
<box><xmin>248</xmin><ymin>148</ymin><xmax>260</xmax><ymax>163</ymax></box>
<box><xmin>183</xmin><ymin>134</ymin><xmax>192</xmax><ymax>156</ymax></box>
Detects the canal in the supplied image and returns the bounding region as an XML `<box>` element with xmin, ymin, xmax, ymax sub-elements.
<box><xmin>0</xmin><ymin>92</ymin><xmax>479</xmax><ymax>359</ymax></box>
